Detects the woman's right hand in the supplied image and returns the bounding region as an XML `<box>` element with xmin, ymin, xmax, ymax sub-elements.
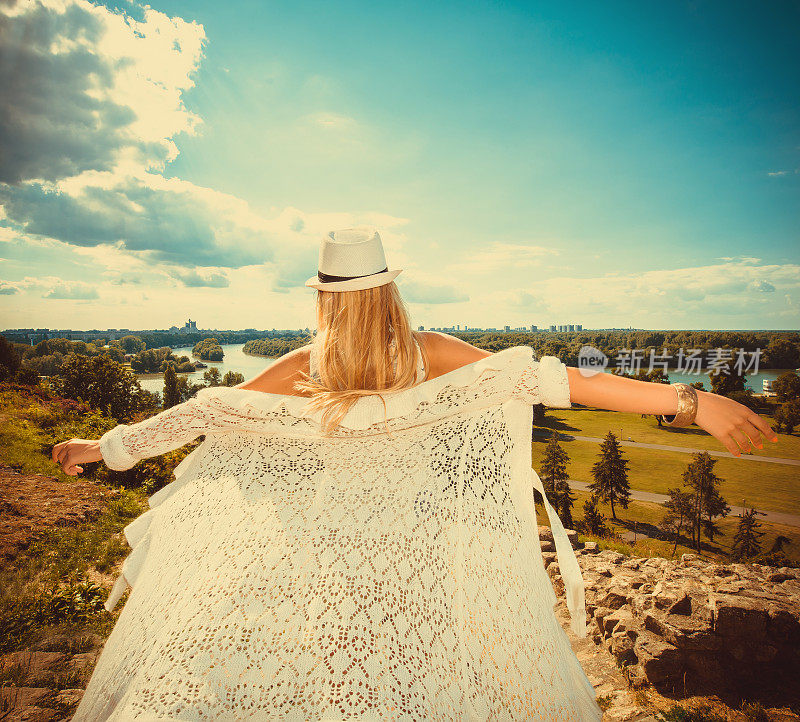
<box><xmin>694</xmin><ymin>390</ymin><xmax>778</xmax><ymax>457</ymax></box>
<box><xmin>52</xmin><ymin>438</ymin><xmax>103</xmax><ymax>476</ymax></box>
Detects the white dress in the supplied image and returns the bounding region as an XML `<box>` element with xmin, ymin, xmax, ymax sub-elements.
<box><xmin>72</xmin><ymin>345</ymin><xmax>601</xmax><ymax>721</ymax></box>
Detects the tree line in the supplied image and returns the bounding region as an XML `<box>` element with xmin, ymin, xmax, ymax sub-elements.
<box><xmin>450</xmin><ymin>329</ymin><xmax>800</xmax><ymax>370</ymax></box>
<box><xmin>538</xmin><ymin>430</ymin><xmax>789</xmax><ymax>565</ymax></box>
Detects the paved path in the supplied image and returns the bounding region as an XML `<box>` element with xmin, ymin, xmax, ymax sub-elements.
<box><xmin>533</xmin><ymin>430</ymin><xmax>800</xmax><ymax>466</ymax></box>
<box><xmin>566</xmin><ymin>479</ymin><xmax>800</xmax><ymax>528</ymax></box>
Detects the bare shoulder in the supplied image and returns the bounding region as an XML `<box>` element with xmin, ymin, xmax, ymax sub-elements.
<box><xmin>235</xmin><ymin>344</ymin><xmax>312</xmax><ymax>395</ymax></box>
<box><xmin>418</xmin><ymin>331</ymin><xmax>493</xmax><ymax>380</ymax></box>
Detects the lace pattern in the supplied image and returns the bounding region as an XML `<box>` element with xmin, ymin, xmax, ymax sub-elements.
<box><xmin>77</xmin><ymin>348</ymin><xmax>598</xmax><ymax>721</ymax></box>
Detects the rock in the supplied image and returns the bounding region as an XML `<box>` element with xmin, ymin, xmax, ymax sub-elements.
<box><xmin>566</xmin><ymin>549</ymin><xmax>800</xmax><ymax>701</ymax></box>
<box><xmin>0</xmin><ymin>651</ymin><xmax>68</xmax><ymax>686</ymax></box>
<box><xmin>583</xmin><ymin>541</ymin><xmax>600</xmax><ymax>554</ymax></box>
<box><xmin>769</xmin><ymin>572</ymin><xmax>796</xmax><ymax>583</ymax></box>
<box><xmin>708</xmin><ymin>593</ymin><xmax>769</xmax><ymax>639</ymax></box>
<box><xmin>603</xmin><ymin>609</ymin><xmax>634</xmax><ymax>636</ymax></box>
<box><xmin>643</xmin><ymin>611</ymin><xmax>714</xmax><ymax>651</ymax></box>
<box><xmin>541</xmin><ymin>551</ymin><xmax>557</xmax><ymax>568</ymax></box>
<box><xmin>668</xmin><ymin>593</ymin><xmax>692</xmax><ymax>616</ymax></box>
<box><xmin>598</xmin><ymin>587</ymin><xmax>629</xmax><ymax>610</ymax></box>
<box><xmin>540</xmin><ymin>540</ymin><xmax>556</xmax><ymax>553</ymax></box>
<box><xmin>538</xmin><ymin>526</ymin><xmax>554</xmax><ymax>543</ymax></box>
<box><xmin>53</xmin><ymin>688</ymin><xmax>84</xmax><ymax>706</ymax></box>
<box><xmin>600</xmin><ymin>550</ymin><xmax>626</xmax><ymax>565</ymax></box>
<box><xmin>633</xmin><ymin>632</ymin><xmax>683</xmax><ymax>687</ymax></box>
<box><xmin>0</xmin><ymin>686</ymin><xmax>53</xmax><ymax>708</ymax></box>
<box><xmin>68</xmin><ymin>651</ymin><xmax>100</xmax><ymax>680</ymax></box>
<box><xmin>593</xmin><ymin>606</ymin><xmax>616</xmax><ymax>635</ymax></box>
<box><xmin>565</xmin><ymin>529</ymin><xmax>580</xmax><ymax>548</ymax></box>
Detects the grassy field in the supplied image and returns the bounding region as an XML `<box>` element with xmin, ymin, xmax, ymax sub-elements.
<box><xmin>532</xmin><ymin>406</ymin><xmax>800</xmax><ymax>562</ymax></box>
<box><xmin>539</xmin><ymin>405</ymin><xmax>800</xmax><ymax>460</ymax></box>
<box><xmin>533</xmin><ymin>489</ymin><xmax>800</xmax><ymax>563</ymax></box>
<box><xmin>532</xmin><ymin>438</ymin><xmax>800</xmax><ymax>516</ymax></box>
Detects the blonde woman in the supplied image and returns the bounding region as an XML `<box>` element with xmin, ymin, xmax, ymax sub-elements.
<box><xmin>55</xmin><ymin>230</ymin><xmax>775</xmax><ymax>469</ymax></box>
<box><xmin>55</xmin><ymin>228</ymin><xmax>777</xmax><ymax>721</ymax></box>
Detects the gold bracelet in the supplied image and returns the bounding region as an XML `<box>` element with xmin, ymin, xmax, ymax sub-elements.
<box><xmin>661</xmin><ymin>383</ymin><xmax>699</xmax><ymax>428</ymax></box>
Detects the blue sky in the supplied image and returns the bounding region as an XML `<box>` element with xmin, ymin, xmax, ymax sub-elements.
<box><xmin>1</xmin><ymin>0</ymin><xmax>798</xmax><ymax>330</ymax></box>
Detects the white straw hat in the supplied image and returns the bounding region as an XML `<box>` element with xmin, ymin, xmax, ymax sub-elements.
<box><xmin>305</xmin><ymin>227</ymin><xmax>402</xmax><ymax>292</ymax></box>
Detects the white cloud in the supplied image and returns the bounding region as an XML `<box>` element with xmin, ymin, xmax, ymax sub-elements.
<box><xmin>305</xmin><ymin>112</ymin><xmax>357</xmax><ymax>130</ymax></box>
<box><xmin>18</xmin><ymin>276</ymin><xmax>101</xmax><ymax>300</ymax></box>
<box><xmin>0</xmin><ymin>0</ymin><xmax>413</xmax><ymax>297</ymax></box>
<box><xmin>505</xmin><ymin>259</ymin><xmax>800</xmax><ymax>327</ymax></box>
<box><xmin>0</xmin><ymin>0</ymin><xmax>205</xmax><ymax>184</ymax></box>
<box><xmin>168</xmin><ymin>268</ymin><xmax>230</xmax><ymax>288</ymax></box>
<box><xmin>448</xmin><ymin>242</ymin><xmax>559</xmax><ymax>275</ymax></box>
<box><xmin>398</xmin><ymin>279</ymin><xmax>469</xmax><ymax>304</ymax></box>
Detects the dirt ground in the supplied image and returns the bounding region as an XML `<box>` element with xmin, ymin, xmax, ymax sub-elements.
<box><xmin>0</xmin><ymin>464</ymin><xmax>117</xmax><ymax>565</ymax></box>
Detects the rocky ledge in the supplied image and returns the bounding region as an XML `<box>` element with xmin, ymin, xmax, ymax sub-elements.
<box><xmin>540</xmin><ymin>527</ymin><xmax>800</xmax><ymax>708</ymax></box>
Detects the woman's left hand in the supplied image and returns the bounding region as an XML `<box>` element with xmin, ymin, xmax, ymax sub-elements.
<box><xmin>694</xmin><ymin>390</ymin><xmax>779</xmax><ymax>457</ymax></box>
<box><xmin>51</xmin><ymin>438</ymin><xmax>103</xmax><ymax>476</ymax></box>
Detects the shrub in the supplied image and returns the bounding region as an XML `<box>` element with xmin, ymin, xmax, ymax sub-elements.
<box><xmin>0</xmin><ymin>579</ymin><xmax>106</xmax><ymax>654</ymax></box>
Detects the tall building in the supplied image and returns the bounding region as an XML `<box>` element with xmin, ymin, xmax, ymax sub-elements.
<box><xmin>530</xmin><ymin>324</ymin><xmax>537</xmax><ymax>332</ymax></box>
<box><xmin>576</xmin><ymin>324</ymin><xmax>583</xmax><ymax>331</ymax></box>
<box><xmin>418</xmin><ymin>325</ymin><xmax>425</xmax><ymax>331</ymax></box>
<box><xmin>550</xmin><ymin>325</ymin><xmax>556</xmax><ymax>332</ymax></box>
<box><xmin>504</xmin><ymin>325</ymin><xmax>511</xmax><ymax>332</ymax></box>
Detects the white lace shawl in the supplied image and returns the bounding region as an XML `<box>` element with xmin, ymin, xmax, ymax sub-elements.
<box><xmin>75</xmin><ymin>346</ymin><xmax>600</xmax><ymax>721</ymax></box>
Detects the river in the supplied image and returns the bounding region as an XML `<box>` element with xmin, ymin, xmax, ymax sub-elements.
<box><xmin>135</xmin><ymin>343</ymin><xmax>794</xmax><ymax>396</ymax></box>
<box><xmin>136</xmin><ymin>343</ymin><xmax>276</xmax><ymax>394</ymax></box>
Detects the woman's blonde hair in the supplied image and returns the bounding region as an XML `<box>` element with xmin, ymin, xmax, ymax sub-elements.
<box><xmin>293</xmin><ymin>281</ymin><xmax>428</xmax><ymax>434</ymax></box>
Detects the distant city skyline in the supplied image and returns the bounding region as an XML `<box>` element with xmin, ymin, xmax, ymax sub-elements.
<box><xmin>9</xmin><ymin>318</ymin><xmax>786</xmax><ymax>347</ymax></box>
<box><xmin>1</xmin><ymin>0</ymin><xmax>798</xmax><ymax>331</ymax></box>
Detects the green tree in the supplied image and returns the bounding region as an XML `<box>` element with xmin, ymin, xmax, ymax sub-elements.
<box><xmin>659</xmin><ymin>487</ymin><xmax>694</xmax><ymax>556</ymax></box>
<box><xmin>774</xmin><ymin>399</ymin><xmax>800</xmax><ymax>434</ymax></box>
<box><xmin>589</xmin><ymin>431</ymin><xmax>631</xmax><ymax>520</ymax></box>
<box><xmin>222</xmin><ymin>371</ymin><xmax>245</xmax><ymax>387</ymax></box>
<box><xmin>540</xmin><ymin>432</ymin><xmax>567</xmax><ymax>496</ymax></box>
<box><xmin>708</xmin><ymin>358</ymin><xmax>745</xmax><ymax>396</ymax></box>
<box><xmin>582</xmin><ymin>495</ymin><xmax>608</xmax><ymax>537</ymax></box>
<box><xmin>118</xmin><ymin>335</ymin><xmax>146</xmax><ymax>354</ymax></box>
<box><xmin>203</xmin><ymin>367</ymin><xmax>222</xmax><ymax>386</ymax></box>
<box><xmin>682</xmin><ymin>452</ymin><xmax>730</xmax><ymax>552</ymax></box>
<box><xmin>553</xmin><ymin>478</ymin><xmax>575</xmax><ymax>529</ymax></box>
<box><xmin>731</xmin><ymin>508</ymin><xmax>765</xmax><ymax>560</ymax></box>
<box><xmin>539</xmin><ymin>432</ymin><xmax>574</xmax><ymax>527</ymax></box>
<box><xmin>193</xmin><ymin>338</ymin><xmax>224</xmax><ymax>361</ymax></box>
<box><xmin>175</xmin><ymin>375</ymin><xmax>206</xmax><ymax>404</ymax></box>
<box><xmin>773</xmin><ymin>372</ymin><xmax>800</xmax><ymax>403</ymax></box>
<box><xmin>0</xmin><ymin>334</ymin><xmax>22</xmax><ymax>381</ymax></box>
<box><xmin>163</xmin><ymin>363</ymin><xmax>181</xmax><ymax>409</ymax></box>
<box><xmin>55</xmin><ymin>353</ymin><xmax>155</xmax><ymax>421</ymax></box>
<box><xmin>763</xmin><ymin>338</ymin><xmax>800</xmax><ymax>370</ymax></box>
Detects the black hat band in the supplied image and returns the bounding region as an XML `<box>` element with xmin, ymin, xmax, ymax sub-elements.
<box><xmin>317</xmin><ymin>266</ymin><xmax>388</xmax><ymax>283</ymax></box>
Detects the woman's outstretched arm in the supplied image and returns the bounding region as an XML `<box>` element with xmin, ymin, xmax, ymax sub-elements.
<box><xmin>565</xmin><ymin>366</ymin><xmax>778</xmax><ymax>457</ymax></box>
<box><xmin>52</xmin><ymin>395</ymin><xmax>214</xmax><ymax>476</ymax></box>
